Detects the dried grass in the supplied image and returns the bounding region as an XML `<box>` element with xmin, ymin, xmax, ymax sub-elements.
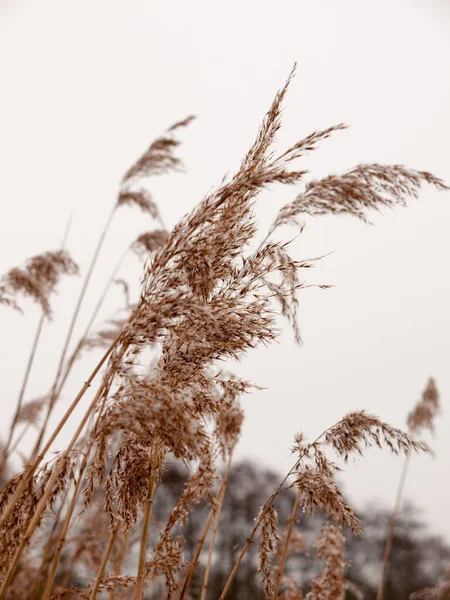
<box><xmin>0</xmin><ymin>67</ymin><xmax>447</xmax><ymax>600</ymax></box>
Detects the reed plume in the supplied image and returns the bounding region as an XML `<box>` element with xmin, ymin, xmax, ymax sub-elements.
<box><xmin>0</xmin><ymin>248</ymin><xmax>78</xmax><ymax>478</ymax></box>
<box><xmin>0</xmin><ymin>249</ymin><xmax>78</xmax><ymax>317</ymax></box>
<box><xmin>377</xmin><ymin>378</ymin><xmax>441</xmax><ymax>600</ymax></box>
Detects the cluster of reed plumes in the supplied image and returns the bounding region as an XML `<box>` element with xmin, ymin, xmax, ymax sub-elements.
<box><xmin>0</xmin><ymin>65</ymin><xmax>447</xmax><ymax>600</ymax></box>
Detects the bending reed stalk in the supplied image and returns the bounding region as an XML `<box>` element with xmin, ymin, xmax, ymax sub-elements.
<box><xmin>41</xmin><ymin>473</ymin><xmax>85</xmax><ymax>600</ymax></box>
<box><xmin>218</xmin><ymin>469</ymin><xmax>298</xmax><ymax>599</ymax></box>
<box><xmin>0</xmin><ymin>312</ymin><xmax>45</xmax><ymax>477</ymax></box>
<box><xmin>42</xmin><ymin>380</ymin><xmax>113</xmax><ymax>599</ymax></box>
<box><xmin>109</xmin><ymin>530</ymin><xmax>130</xmax><ymax>600</ymax></box>
<box><xmin>28</xmin><ymin>502</ymin><xmax>65</xmax><ymax>600</ymax></box>
<box><xmin>134</xmin><ymin>443</ymin><xmax>161</xmax><ymax>600</ymax></box>
<box><xmin>0</xmin><ymin>326</ymin><xmax>123</xmax><ymax>534</ymax></box>
<box><xmin>89</xmin><ymin>527</ymin><xmax>119</xmax><ymax>600</ymax></box>
<box><xmin>376</xmin><ymin>455</ymin><xmax>411</xmax><ymax>600</ymax></box>
<box><xmin>272</xmin><ymin>487</ymin><xmax>302</xmax><ymax>599</ymax></box>
<box><xmin>200</xmin><ymin>453</ymin><xmax>233</xmax><ymax>600</ymax></box>
<box><xmin>1</xmin><ymin>216</ymin><xmax>73</xmax><ymax>474</ymax></box>
<box><xmin>217</xmin><ymin>421</ymin><xmax>339</xmax><ymax>600</ymax></box>
<box><xmin>0</xmin><ymin>376</ymin><xmax>111</xmax><ymax>597</ymax></box>
<box><xmin>0</xmin><ymin>343</ymin><xmax>125</xmax><ymax>596</ymax></box>
<box><xmin>42</xmin><ymin>449</ymin><xmax>94</xmax><ymax>599</ymax></box>
<box><xmin>50</xmin><ymin>245</ymin><xmax>130</xmax><ymax>410</ymax></box>
<box><xmin>179</xmin><ymin>504</ymin><xmax>216</xmax><ymax>600</ymax></box>
<box><xmin>30</xmin><ymin>206</ymin><xmax>117</xmax><ymax>462</ymax></box>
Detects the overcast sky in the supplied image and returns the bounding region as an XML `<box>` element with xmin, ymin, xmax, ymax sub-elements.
<box><xmin>1</xmin><ymin>0</ymin><xmax>449</xmax><ymax>539</ymax></box>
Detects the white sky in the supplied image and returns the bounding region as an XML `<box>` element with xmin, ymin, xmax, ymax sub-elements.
<box><xmin>1</xmin><ymin>0</ymin><xmax>449</xmax><ymax>540</ymax></box>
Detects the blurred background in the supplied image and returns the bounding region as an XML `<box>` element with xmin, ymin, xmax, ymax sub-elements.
<box><xmin>0</xmin><ymin>0</ymin><xmax>449</xmax><ymax>553</ymax></box>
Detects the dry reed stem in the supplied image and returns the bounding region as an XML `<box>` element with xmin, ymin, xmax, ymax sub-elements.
<box><xmin>0</xmin><ymin>312</ymin><xmax>45</xmax><ymax>477</ymax></box>
<box><xmin>88</xmin><ymin>528</ymin><xmax>119</xmax><ymax>600</ymax></box>
<box><xmin>42</xmin><ymin>381</ymin><xmax>114</xmax><ymax>598</ymax></box>
<box><xmin>0</xmin><ymin>348</ymin><xmax>123</xmax><ymax>594</ymax></box>
<box><xmin>200</xmin><ymin>453</ymin><xmax>233</xmax><ymax>600</ymax></box>
<box><xmin>0</xmin><ymin>458</ymin><xmax>74</xmax><ymax>595</ymax></box>
<box><xmin>30</xmin><ymin>207</ymin><xmax>117</xmax><ymax>463</ymax></box>
<box><xmin>217</xmin><ymin>456</ymin><xmax>311</xmax><ymax>598</ymax></box>
<box><xmin>218</xmin><ymin>418</ymin><xmax>341</xmax><ymax>599</ymax></box>
<box><xmin>41</xmin><ymin>479</ymin><xmax>85</xmax><ymax>599</ymax></box>
<box><xmin>42</xmin><ymin>445</ymin><xmax>96</xmax><ymax>600</ymax></box>
<box><xmin>28</xmin><ymin>502</ymin><xmax>66</xmax><ymax>600</ymax></box>
<box><xmin>1</xmin><ymin>68</ymin><xmax>443</xmax><ymax>600</ymax></box>
<box><xmin>0</xmin><ymin>328</ymin><xmax>120</xmax><ymax>535</ymax></box>
<box><xmin>0</xmin><ymin>423</ymin><xmax>100</xmax><ymax>594</ymax></box>
<box><xmin>47</xmin><ymin>244</ymin><xmax>130</xmax><ymax>422</ymax></box>
<box><xmin>178</xmin><ymin>502</ymin><xmax>216</xmax><ymax>600</ymax></box>
<box><xmin>81</xmin><ymin>247</ymin><xmax>130</xmax><ymax>341</ymax></box>
<box><xmin>272</xmin><ymin>487</ymin><xmax>303</xmax><ymax>599</ymax></box>
<box><xmin>109</xmin><ymin>530</ymin><xmax>130</xmax><ymax>600</ymax></box>
<box><xmin>376</xmin><ymin>453</ymin><xmax>411</xmax><ymax>600</ymax></box>
<box><xmin>1</xmin><ymin>217</ymin><xmax>75</xmax><ymax>474</ymax></box>
<box><xmin>377</xmin><ymin>378</ymin><xmax>440</xmax><ymax>600</ymax></box>
<box><xmin>218</xmin><ymin>411</ymin><xmax>424</xmax><ymax>600</ymax></box>
<box><xmin>134</xmin><ymin>442</ymin><xmax>161</xmax><ymax>600</ymax></box>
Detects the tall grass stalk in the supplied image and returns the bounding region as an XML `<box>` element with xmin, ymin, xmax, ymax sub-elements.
<box><xmin>272</xmin><ymin>487</ymin><xmax>303</xmax><ymax>599</ymax></box>
<box><xmin>49</xmin><ymin>244</ymin><xmax>131</xmax><ymax>411</ymax></box>
<box><xmin>0</xmin><ymin>372</ymin><xmax>113</xmax><ymax>596</ymax></box>
<box><xmin>200</xmin><ymin>453</ymin><xmax>233</xmax><ymax>600</ymax></box>
<box><xmin>376</xmin><ymin>455</ymin><xmax>411</xmax><ymax>600</ymax></box>
<box><xmin>0</xmin><ymin>216</ymin><xmax>74</xmax><ymax>475</ymax></box>
<box><xmin>0</xmin><ymin>326</ymin><xmax>122</xmax><ymax>537</ymax></box>
<box><xmin>30</xmin><ymin>207</ymin><xmax>117</xmax><ymax>462</ymax></box>
<box><xmin>134</xmin><ymin>442</ymin><xmax>161</xmax><ymax>600</ymax></box>
<box><xmin>0</xmin><ymin>312</ymin><xmax>45</xmax><ymax>477</ymax></box>
<box><xmin>179</xmin><ymin>501</ymin><xmax>216</xmax><ymax>600</ymax></box>
<box><xmin>377</xmin><ymin>378</ymin><xmax>440</xmax><ymax>600</ymax></box>
<box><xmin>89</xmin><ymin>527</ymin><xmax>119</xmax><ymax>599</ymax></box>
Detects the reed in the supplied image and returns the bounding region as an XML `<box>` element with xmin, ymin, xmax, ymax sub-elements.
<box><xmin>0</xmin><ymin>67</ymin><xmax>447</xmax><ymax>600</ymax></box>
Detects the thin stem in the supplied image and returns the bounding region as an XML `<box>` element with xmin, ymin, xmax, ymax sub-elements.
<box><xmin>0</xmin><ymin>311</ymin><xmax>46</xmax><ymax>477</ymax></box>
<box><xmin>178</xmin><ymin>505</ymin><xmax>215</xmax><ymax>600</ymax></box>
<box><xmin>8</xmin><ymin>421</ymin><xmax>31</xmax><ymax>459</ymax></box>
<box><xmin>58</xmin><ymin>547</ymin><xmax>81</xmax><ymax>590</ymax></box>
<box><xmin>30</xmin><ymin>206</ymin><xmax>117</xmax><ymax>462</ymax></box>
<box><xmin>0</xmin><ymin>374</ymin><xmax>111</xmax><ymax>597</ymax></box>
<box><xmin>0</xmin><ymin>326</ymin><xmax>123</xmax><ymax>534</ymax></box>
<box><xmin>217</xmin><ymin>419</ymin><xmax>342</xmax><ymax>600</ymax></box>
<box><xmin>200</xmin><ymin>452</ymin><xmax>233</xmax><ymax>600</ymax></box>
<box><xmin>84</xmin><ymin>245</ymin><xmax>130</xmax><ymax>337</ymax></box>
<box><xmin>27</xmin><ymin>503</ymin><xmax>65</xmax><ymax>600</ymax></box>
<box><xmin>89</xmin><ymin>528</ymin><xmax>119</xmax><ymax>600</ymax></box>
<box><xmin>109</xmin><ymin>530</ymin><xmax>130</xmax><ymax>600</ymax></box>
<box><xmin>1</xmin><ymin>214</ymin><xmax>73</xmax><ymax>474</ymax></box>
<box><xmin>200</xmin><ymin>453</ymin><xmax>233</xmax><ymax>600</ymax></box>
<box><xmin>41</xmin><ymin>451</ymin><xmax>92</xmax><ymax>600</ymax></box>
<box><xmin>134</xmin><ymin>443</ymin><xmax>161</xmax><ymax>600</ymax></box>
<box><xmin>272</xmin><ymin>487</ymin><xmax>302</xmax><ymax>599</ymax></box>
<box><xmin>51</xmin><ymin>245</ymin><xmax>130</xmax><ymax>411</ymax></box>
<box><xmin>42</xmin><ymin>378</ymin><xmax>113</xmax><ymax>600</ymax></box>
<box><xmin>217</xmin><ymin>469</ymin><xmax>297</xmax><ymax>600</ymax></box>
<box><xmin>179</xmin><ymin>463</ymin><xmax>236</xmax><ymax>600</ymax></box>
<box><xmin>376</xmin><ymin>454</ymin><xmax>411</xmax><ymax>600</ymax></box>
